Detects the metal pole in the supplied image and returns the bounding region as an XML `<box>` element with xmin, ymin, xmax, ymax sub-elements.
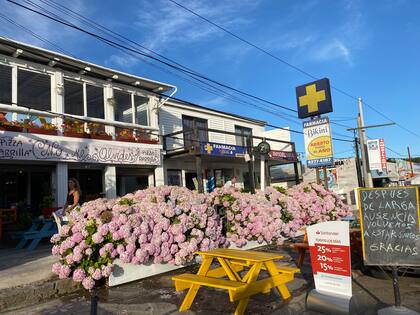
<box><xmin>195</xmin><ymin>155</ymin><xmax>204</xmax><ymax>193</ymax></box>
<box><xmin>391</xmin><ymin>266</ymin><xmax>401</xmax><ymax>307</ymax></box>
<box><xmin>408</xmin><ymin>146</ymin><xmax>414</xmax><ymax>178</ymax></box>
<box><xmin>316</xmin><ymin>168</ymin><xmax>321</xmax><ymax>185</ymax></box>
<box><xmin>357</xmin><ymin>100</ymin><xmax>373</xmax><ymax>188</ymax></box>
<box><xmin>90</xmin><ymin>291</ymin><xmax>98</xmax><ymax>315</ymax></box>
<box><xmin>260</xmin><ymin>155</ymin><xmax>266</xmax><ymax>191</ymax></box>
<box><xmin>354</xmin><ymin>134</ymin><xmax>364</xmax><ymax>187</ymax></box>
<box><xmin>247</xmin><ymin>136</ymin><xmax>256</xmax><ymax>194</ymax></box>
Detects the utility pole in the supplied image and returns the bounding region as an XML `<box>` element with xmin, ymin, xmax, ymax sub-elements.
<box><xmin>353</xmin><ymin>131</ymin><xmax>364</xmax><ymax>187</ymax></box>
<box><xmin>358</xmin><ymin>97</ymin><xmax>374</xmax><ymax>188</ymax></box>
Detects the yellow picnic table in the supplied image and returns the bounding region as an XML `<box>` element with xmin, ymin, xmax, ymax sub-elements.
<box><xmin>172</xmin><ymin>248</ymin><xmax>300</xmax><ymax>315</ymax></box>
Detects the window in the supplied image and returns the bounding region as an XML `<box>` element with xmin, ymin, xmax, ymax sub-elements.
<box><xmin>134</xmin><ymin>95</ymin><xmax>149</xmax><ymax>126</ymax></box>
<box><xmin>86</xmin><ymin>85</ymin><xmax>104</xmax><ymax>119</ymax></box>
<box><xmin>235</xmin><ymin>125</ymin><xmax>252</xmax><ymax>147</ymax></box>
<box><xmin>18</xmin><ymin>69</ymin><xmax>51</xmax><ymax>110</ymax></box>
<box><xmin>182</xmin><ymin>115</ymin><xmax>208</xmax><ymax>148</ymax></box>
<box><xmin>0</xmin><ymin>64</ymin><xmax>12</xmax><ymax>104</ymax></box>
<box><xmin>114</xmin><ymin>90</ymin><xmax>133</xmax><ymax>123</ymax></box>
<box><xmin>167</xmin><ymin>170</ymin><xmax>182</xmax><ymax>186</ymax></box>
<box><xmin>64</xmin><ymin>80</ymin><xmax>84</xmax><ymax>115</ymax></box>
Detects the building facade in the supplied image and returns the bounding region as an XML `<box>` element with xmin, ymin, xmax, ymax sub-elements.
<box><xmin>0</xmin><ymin>37</ymin><xmax>298</xmax><ymax>218</ymax></box>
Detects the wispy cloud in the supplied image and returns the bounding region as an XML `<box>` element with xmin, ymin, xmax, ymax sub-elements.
<box><xmin>133</xmin><ymin>0</ymin><xmax>260</xmax><ymax>51</ymax></box>
<box><xmin>311</xmin><ymin>39</ymin><xmax>353</xmax><ymax>66</ymax></box>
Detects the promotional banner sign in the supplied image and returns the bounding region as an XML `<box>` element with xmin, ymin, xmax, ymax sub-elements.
<box><xmin>319</xmin><ymin>168</ymin><xmax>338</xmax><ymax>189</ymax></box>
<box><xmin>367</xmin><ymin>138</ymin><xmax>387</xmax><ymax>171</ymax></box>
<box><xmin>307</xmin><ymin>221</ymin><xmax>352</xmax><ymax>297</ymax></box>
<box><xmin>358</xmin><ymin>187</ymin><xmax>420</xmax><ymax>266</ymax></box>
<box><xmin>0</xmin><ymin>131</ymin><xmax>161</xmax><ymax>165</ymax></box>
<box><xmin>303</xmin><ymin>117</ymin><xmax>334</xmax><ymax>168</ymax></box>
<box><xmin>268</xmin><ymin>150</ymin><xmax>298</xmax><ymax>162</ymax></box>
<box><xmin>296</xmin><ymin>78</ymin><xmax>333</xmax><ymax>119</ymax></box>
<box><xmin>200</xmin><ymin>142</ymin><xmax>246</xmax><ymax>157</ymax></box>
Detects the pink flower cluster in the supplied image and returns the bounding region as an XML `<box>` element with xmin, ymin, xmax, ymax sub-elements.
<box><xmin>51</xmin><ymin>184</ymin><xmax>351</xmax><ymax>290</ymax></box>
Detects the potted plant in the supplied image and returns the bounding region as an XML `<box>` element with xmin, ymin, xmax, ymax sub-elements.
<box><xmin>40</xmin><ymin>195</ymin><xmax>57</xmax><ymax>219</ymax></box>
<box><xmin>115</xmin><ymin>128</ymin><xmax>137</xmax><ymax>143</ymax></box>
<box><xmin>88</xmin><ymin>122</ymin><xmax>113</xmax><ymax>140</ymax></box>
<box><xmin>62</xmin><ymin>118</ymin><xmax>89</xmax><ymax>138</ymax></box>
<box><xmin>25</xmin><ymin>119</ymin><xmax>58</xmax><ymax>136</ymax></box>
<box><xmin>136</xmin><ymin>129</ymin><xmax>159</xmax><ymax>144</ymax></box>
<box><xmin>0</xmin><ymin>120</ymin><xmax>24</xmax><ymax>132</ymax></box>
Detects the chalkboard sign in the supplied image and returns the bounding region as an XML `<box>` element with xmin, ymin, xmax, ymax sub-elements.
<box><xmin>358</xmin><ymin>187</ymin><xmax>420</xmax><ymax>266</ymax></box>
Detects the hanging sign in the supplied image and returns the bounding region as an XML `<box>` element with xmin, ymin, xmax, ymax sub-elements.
<box><xmin>200</xmin><ymin>142</ymin><xmax>246</xmax><ymax>157</ymax></box>
<box><xmin>0</xmin><ymin>130</ymin><xmax>161</xmax><ymax>165</ymax></box>
<box><xmin>268</xmin><ymin>150</ymin><xmax>298</xmax><ymax>162</ymax></box>
<box><xmin>307</xmin><ymin>221</ymin><xmax>352</xmax><ymax>297</ymax></box>
<box><xmin>367</xmin><ymin>138</ymin><xmax>387</xmax><ymax>171</ymax></box>
<box><xmin>303</xmin><ymin>117</ymin><xmax>334</xmax><ymax>168</ymax></box>
<box><xmin>358</xmin><ymin>187</ymin><xmax>420</xmax><ymax>266</ymax></box>
<box><xmin>296</xmin><ymin>78</ymin><xmax>333</xmax><ymax>119</ymax></box>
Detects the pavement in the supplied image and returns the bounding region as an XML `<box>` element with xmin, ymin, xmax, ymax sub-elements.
<box><xmin>1</xmin><ymin>243</ymin><xmax>420</xmax><ymax>314</ymax></box>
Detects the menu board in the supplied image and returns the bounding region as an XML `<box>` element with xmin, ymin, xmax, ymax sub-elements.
<box><xmin>358</xmin><ymin>187</ymin><xmax>420</xmax><ymax>266</ymax></box>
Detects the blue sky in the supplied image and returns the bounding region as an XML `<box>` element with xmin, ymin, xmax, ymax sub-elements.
<box><xmin>1</xmin><ymin>0</ymin><xmax>419</xmax><ymax>158</ymax></box>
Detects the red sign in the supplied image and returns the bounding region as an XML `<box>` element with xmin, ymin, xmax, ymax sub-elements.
<box><xmin>309</xmin><ymin>243</ymin><xmax>351</xmax><ymax>277</ymax></box>
<box><xmin>379</xmin><ymin>138</ymin><xmax>387</xmax><ymax>170</ymax></box>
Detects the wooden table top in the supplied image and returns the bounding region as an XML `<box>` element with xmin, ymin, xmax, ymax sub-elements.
<box><xmin>196</xmin><ymin>248</ymin><xmax>283</xmax><ymax>262</ymax></box>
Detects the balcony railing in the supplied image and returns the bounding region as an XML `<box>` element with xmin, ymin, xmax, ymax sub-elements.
<box><xmin>0</xmin><ymin>107</ymin><xmax>159</xmax><ymax>145</ymax></box>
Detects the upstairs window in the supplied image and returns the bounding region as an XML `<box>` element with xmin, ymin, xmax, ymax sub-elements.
<box><xmin>64</xmin><ymin>80</ymin><xmax>84</xmax><ymax>116</ymax></box>
<box><xmin>114</xmin><ymin>90</ymin><xmax>133</xmax><ymax>123</ymax></box>
<box><xmin>235</xmin><ymin>125</ymin><xmax>252</xmax><ymax>147</ymax></box>
<box><xmin>86</xmin><ymin>85</ymin><xmax>104</xmax><ymax>119</ymax></box>
<box><xmin>17</xmin><ymin>69</ymin><xmax>51</xmax><ymax>111</ymax></box>
<box><xmin>182</xmin><ymin>115</ymin><xmax>208</xmax><ymax>148</ymax></box>
<box><xmin>134</xmin><ymin>95</ymin><xmax>149</xmax><ymax>126</ymax></box>
<box><xmin>0</xmin><ymin>64</ymin><xmax>12</xmax><ymax>104</ymax></box>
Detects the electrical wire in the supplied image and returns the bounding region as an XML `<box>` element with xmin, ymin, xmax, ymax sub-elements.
<box><xmin>167</xmin><ymin>0</ymin><xmax>420</xmax><ymax>141</ymax></box>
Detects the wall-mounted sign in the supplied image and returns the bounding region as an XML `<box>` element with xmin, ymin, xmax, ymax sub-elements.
<box><xmin>303</xmin><ymin>117</ymin><xmax>333</xmax><ymax>168</ymax></box>
<box><xmin>256</xmin><ymin>141</ymin><xmax>271</xmax><ymax>155</ymax></box>
<box><xmin>200</xmin><ymin>142</ymin><xmax>246</xmax><ymax>157</ymax></box>
<box><xmin>296</xmin><ymin>78</ymin><xmax>333</xmax><ymax>119</ymax></box>
<box><xmin>307</xmin><ymin>221</ymin><xmax>352</xmax><ymax>297</ymax></box>
<box><xmin>268</xmin><ymin>150</ymin><xmax>298</xmax><ymax>162</ymax></box>
<box><xmin>358</xmin><ymin>187</ymin><xmax>420</xmax><ymax>266</ymax></box>
<box><xmin>0</xmin><ymin>131</ymin><xmax>161</xmax><ymax>165</ymax></box>
<box><xmin>367</xmin><ymin>138</ymin><xmax>387</xmax><ymax>171</ymax></box>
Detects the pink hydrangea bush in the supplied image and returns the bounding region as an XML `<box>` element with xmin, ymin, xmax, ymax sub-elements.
<box><xmin>208</xmin><ymin>187</ymin><xmax>285</xmax><ymax>247</ymax></box>
<box><xmin>51</xmin><ymin>184</ymin><xmax>351</xmax><ymax>290</ymax></box>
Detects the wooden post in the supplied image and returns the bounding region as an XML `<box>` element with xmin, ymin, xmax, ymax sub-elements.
<box><xmin>316</xmin><ymin>168</ymin><xmax>321</xmax><ymax>185</ymax></box>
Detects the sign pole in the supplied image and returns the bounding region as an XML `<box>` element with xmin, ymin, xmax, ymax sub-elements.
<box><xmin>323</xmin><ymin>166</ymin><xmax>328</xmax><ymax>189</ymax></box>
<box><xmin>316</xmin><ymin>168</ymin><xmax>321</xmax><ymax>185</ymax></box>
<box><xmin>391</xmin><ymin>267</ymin><xmax>401</xmax><ymax>307</ymax></box>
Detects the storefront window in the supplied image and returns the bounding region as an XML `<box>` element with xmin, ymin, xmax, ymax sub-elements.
<box><xmin>167</xmin><ymin>170</ymin><xmax>182</xmax><ymax>186</ymax></box>
<box><xmin>86</xmin><ymin>84</ymin><xmax>104</xmax><ymax>119</ymax></box>
<box><xmin>114</xmin><ymin>90</ymin><xmax>133</xmax><ymax>123</ymax></box>
<box><xmin>0</xmin><ymin>64</ymin><xmax>12</xmax><ymax>104</ymax></box>
<box><xmin>18</xmin><ymin>69</ymin><xmax>51</xmax><ymax>111</ymax></box>
<box><xmin>134</xmin><ymin>95</ymin><xmax>149</xmax><ymax>126</ymax></box>
<box><xmin>235</xmin><ymin>125</ymin><xmax>252</xmax><ymax>147</ymax></box>
<box><xmin>64</xmin><ymin>80</ymin><xmax>84</xmax><ymax>115</ymax></box>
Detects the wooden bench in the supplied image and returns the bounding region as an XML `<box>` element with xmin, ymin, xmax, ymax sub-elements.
<box><xmin>290</xmin><ymin>231</ymin><xmax>309</xmax><ymax>267</ymax></box>
<box><xmin>13</xmin><ymin>219</ymin><xmax>57</xmax><ymax>250</ymax></box>
<box><xmin>173</xmin><ymin>273</ymin><xmax>246</xmax><ymax>291</ymax></box>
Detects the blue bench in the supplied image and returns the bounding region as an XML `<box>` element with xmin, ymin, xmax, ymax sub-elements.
<box><xmin>12</xmin><ymin>219</ymin><xmax>58</xmax><ymax>251</ymax></box>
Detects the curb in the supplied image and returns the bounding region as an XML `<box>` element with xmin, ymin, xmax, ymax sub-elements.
<box><xmin>0</xmin><ymin>277</ymin><xmax>82</xmax><ymax>312</ymax></box>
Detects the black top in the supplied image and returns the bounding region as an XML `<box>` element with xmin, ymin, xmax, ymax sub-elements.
<box><xmin>66</xmin><ymin>192</ymin><xmax>75</xmax><ymax>205</ymax></box>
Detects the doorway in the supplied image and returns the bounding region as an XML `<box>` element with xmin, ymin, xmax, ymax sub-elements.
<box><xmin>68</xmin><ymin>169</ymin><xmax>104</xmax><ymax>202</ymax></box>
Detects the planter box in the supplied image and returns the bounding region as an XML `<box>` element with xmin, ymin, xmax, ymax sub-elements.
<box><xmin>27</xmin><ymin>128</ymin><xmax>58</xmax><ymax>136</ymax></box>
<box><xmin>116</xmin><ymin>136</ymin><xmax>137</xmax><ymax>143</ymax></box>
<box><xmin>89</xmin><ymin>134</ymin><xmax>113</xmax><ymax>141</ymax></box>
<box><xmin>137</xmin><ymin>139</ymin><xmax>159</xmax><ymax>144</ymax></box>
<box><xmin>0</xmin><ymin>125</ymin><xmax>24</xmax><ymax>132</ymax></box>
<box><xmin>108</xmin><ymin>241</ymin><xmax>264</xmax><ymax>287</ymax></box>
<box><xmin>63</xmin><ymin>131</ymin><xmax>90</xmax><ymax>139</ymax></box>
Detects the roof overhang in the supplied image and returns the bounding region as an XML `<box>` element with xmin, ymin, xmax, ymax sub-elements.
<box><xmin>0</xmin><ymin>36</ymin><xmax>175</xmax><ymax>93</ymax></box>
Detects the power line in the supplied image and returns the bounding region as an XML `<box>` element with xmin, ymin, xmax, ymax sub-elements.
<box><xmin>167</xmin><ymin>0</ymin><xmax>420</xmax><ymax>141</ymax></box>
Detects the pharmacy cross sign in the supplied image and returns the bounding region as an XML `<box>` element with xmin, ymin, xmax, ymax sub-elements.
<box><xmin>296</xmin><ymin>78</ymin><xmax>333</xmax><ymax>119</ymax></box>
